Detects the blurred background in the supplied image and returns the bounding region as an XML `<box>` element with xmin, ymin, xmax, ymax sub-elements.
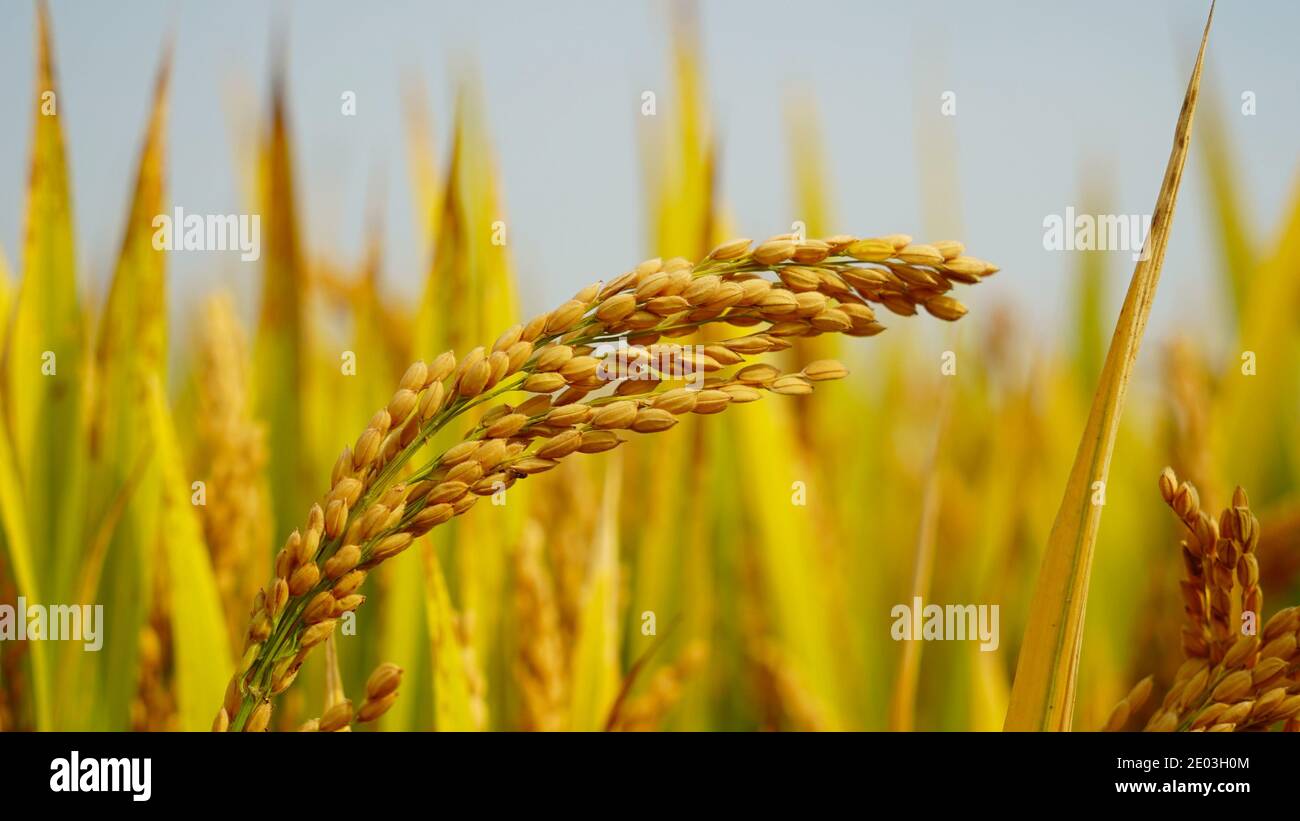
<box><xmin>0</xmin><ymin>0</ymin><xmax>1297</xmax><ymax>731</ymax></box>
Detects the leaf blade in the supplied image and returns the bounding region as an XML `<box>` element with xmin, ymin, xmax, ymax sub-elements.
<box><xmin>148</xmin><ymin>376</ymin><xmax>233</xmax><ymax>731</ymax></box>
<box><xmin>1004</xmin><ymin>4</ymin><xmax>1215</xmax><ymax>731</ymax></box>
<box><xmin>4</xmin><ymin>2</ymin><xmax>85</xmax><ymax>598</ymax></box>
<box><xmin>78</xmin><ymin>48</ymin><xmax>171</xmax><ymax>730</ymax></box>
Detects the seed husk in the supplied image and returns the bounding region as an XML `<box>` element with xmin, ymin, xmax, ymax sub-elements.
<box><xmin>706</xmin><ymin>237</ymin><xmax>751</xmax><ymax>260</ymax></box>
<box><xmin>245</xmin><ymin>702</ymin><xmax>272</xmax><ymax>733</ymax></box>
<box><xmin>770</xmin><ymin>374</ymin><xmax>814</xmax><ymax>396</ymax></box>
<box><xmin>332</xmin><ymin>570</ymin><xmax>367</xmax><ymax>598</ymax></box>
<box><xmin>1211</xmin><ymin>670</ymin><xmax>1253</xmax><ymax>703</ymax></box>
<box><xmin>692</xmin><ymin>390</ymin><xmax>732</xmax><ymax>414</ymax></box>
<box><xmin>289</xmin><ymin>563</ymin><xmax>321</xmax><ymax>597</ymax></box>
<box><xmin>457</xmin><ymin>360</ymin><xmax>491</xmax><ymax>398</ymax></box>
<box><xmin>631</xmin><ymin>408</ymin><xmax>678</xmax><ymax>433</ymax></box>
<box><xmin>357</xmin><ymin>691</ymin><xmax>399</xmax><ymax>723</ymax></box>
<box><xmin>923</xmin><ymin>295</ymin><xmax>968</xmax><ymax>321</ymax></box>
<box><xmin>300</xmin><ymin>620</ymin><xmax>337</xmax><ymax>650</ymax></box>
<box><xmin>366</xmin><ymin>663</ymin><xmax>404</xmax><ymax>700</ymax></box>
<box><xmin>736</xmin><ymin>363</ymin><xmax>780</xmax><ymax>384</ymax></box>
<box><xmin>319</xmin><ymin>700</ymin><xmax>354</xmax><ymax>732</ymax></box>
<box><xmin>802</xmin><ymin>360</ymin><xmax>849</xmax><ymax>381</ymax></box>
<box><xmin>544</xmin><ymin>299</ymin><xmax>588</xmax><ymax>334</ymax></box>
<box><xmin>578</xmin><ymin>431</ymin><xmax>624</xmax><ymax>453</ymax></box>
<box><xmin>592</xmin><ymin>400</ymin><xmax>638</xmax><ymax>429</ymax></box>
<box><xmin>751</xmin><ymin>239</ymin><xmax>795</xmax><ymax>265</ymax></box>
<box><xmin>323</xmin><ymin>544</ymin><xmax>361</xmax><ymax>580</ymax></box>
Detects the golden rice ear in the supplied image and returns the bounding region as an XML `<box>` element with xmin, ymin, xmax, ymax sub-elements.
<box><xmin>221</xmin><ymin>208</ymin><xmax>997</xmax><ymax>728</ymax></box>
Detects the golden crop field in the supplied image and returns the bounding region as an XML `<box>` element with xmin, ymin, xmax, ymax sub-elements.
<box><xmin>1</xmin><ymin>0</ymin><xmax>1297</xmax><ymax>738</ymax></box>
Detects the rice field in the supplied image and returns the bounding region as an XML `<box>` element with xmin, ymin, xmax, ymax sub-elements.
<box><xmin>1</xmin><ymin>1</ymin><xmax>1298</xmax><ymax>734</ymax></box>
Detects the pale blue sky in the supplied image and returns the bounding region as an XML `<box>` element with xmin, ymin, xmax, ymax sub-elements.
<box><xmin>1</xmin><ymin>0</ymin><xmax>1297</xmax><ymax>355</ymax></box>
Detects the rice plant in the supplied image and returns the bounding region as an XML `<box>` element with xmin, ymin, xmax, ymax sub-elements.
<box><xmin>3</xmin><ymin>0</ymin><xmax>1297</xmax><ymax>736</ymax></box>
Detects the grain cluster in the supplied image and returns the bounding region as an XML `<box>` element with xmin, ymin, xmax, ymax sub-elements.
<box><xmin>1103</xmin><ymin>468</ymin><xmax>1300</xmax><ymax>732</ymax></box>
<box><xmin>215</xmin><ymin>233</ymin><xmax>997</xmax><ymax>729</ymax></box>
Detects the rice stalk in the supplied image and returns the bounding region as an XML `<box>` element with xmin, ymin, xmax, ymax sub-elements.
<box><xmin>253</xmin><ymin>67</ymin><xmax>311</xmax><ymax>546</ymax></box>
<box><xmin>888</xmin><ymin>384</ymin><xmax>952</xmax><ymax>731</ymax></box>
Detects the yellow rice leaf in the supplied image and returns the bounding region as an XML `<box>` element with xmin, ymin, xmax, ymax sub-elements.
<box><xmin>92</xmin><ymin>55</ymin><xmax>170</xmax><ymax>393</ymax></box>
<box><xmin>376</xmin><ymin>556</ymin><xmax>429</xmax><ymax>730</ymax></box>
<box><xmin>412</xmin><ymin>88</ymin><xmax>520</xmax><ymax>728</ymax></box>
<box><xmin>416</xmin><ymin>84</ymin><xmax>518</xmax><ymax>356</ymax></box>
<box><xmin>0</xmin><ymin>246</ymin><xmax>11</xmax><ymax>329</ymax></box>
<box><xmin>1004</xmin><ymin>6</ymin><xmax>1213</xmax><ymax>731</ymax></box>
<box><xmin>4</xmin><ymin>4</ymin><xmax>85</xmax><ymax>594</ymax></box>
<box><xmin>415</xmin><ymin>100</ymin><xmax>469</xmax><ymax>357</ymax></box>
<box><xmin>643</xmin><ymin>7</ymin><xmax>713</xmax><ymax>259</ymax></box>
<box><xmin>968</xmin><ymin>641</ymin><xmax>1011</xmax><ymax>731</ymax></box>
<box><xmin>253</xmin><ymin>76</ymin><xmax>309</xmax><ymax>546</ymax></box>
<box><xmin>1070</xmin><ymin>175</ymin><xmax>1112</xmax><ymax>389</ymax></box>
<box><xmin>1214</xmin><ymin>172</ymin><xmax>1300</xmax><ymax>498</ymax></box>
<box><xmin>420</xmin><ymin>540</ymin><xmax>476</xmax><ymax>731</ymax></box>
<box><xmin>148</xmin><ymin>375</ymin><xmax>233</xmax><ymax>731</ymax></box>
<box><xmin>626</xmin><ymin>446</ymin><xmax>688</xmax><ymax>619</ymax></box>
<box><xmin>568</xmin><ymin>461</ymin><xmax>622</xmax><ymax>731</ymax></box>
<box><xmin>0</xmin><ymin>385</ymin><xmax>50</xmax><ymax>730</ymax></box>
<box><xmin>461</xmin><ymin>94</ymin><xmax>518</xmax><ymax>347</ymax></box>
<box><xmin>402</xmin><ymin>76</ymin><xmax>441</xmax><ymax>249</ymax></box>
<box><xmin>347</xmin><ymin>228</ymin><xmax>406</xmax><ymax>445</ymax></box>
<box><xmin>733</xmin><ymin>401</ymin><xmax>852</xmax><ymax>729</ymax></box>
<box><xmin>80</xmin><ymin>49</ymin><xmax>171</xmax><ymax>729</ymax></box>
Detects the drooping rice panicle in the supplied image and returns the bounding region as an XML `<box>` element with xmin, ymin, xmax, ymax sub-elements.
<box><xmin>217</xmin><ymin>234</ymin><xmax>998</xmax><ymax>729</ymax></box>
